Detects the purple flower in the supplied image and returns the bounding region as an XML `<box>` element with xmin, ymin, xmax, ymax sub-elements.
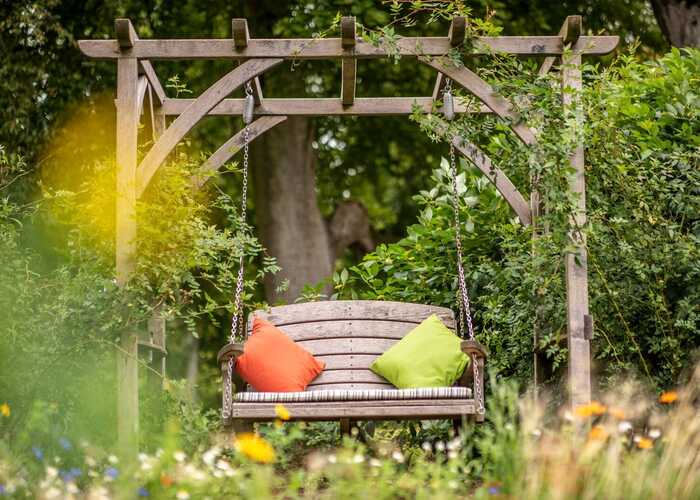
<box><xmin>32</xmin><ymin>447</ymin><xmax>44</xmax><ymax>460</ymax></box>
<box><xmin>0</xmin><ymin>484</ymin><xmax>5</xmax><ymax>495</ymax></box>
<box><xmin>58</xmin><ymin>437</ymin><xmax>72</xmax><ymax>450</ymax></box>
<box><xmin>60</xmin><ymin>467</ymin><xmax>83</xmax><ymax>482</ymax></box>
<box><xmin>105</xmin><ymin>467</ymin><xmax>119</xmax><ymax>479</ymax></box>
<box><xmin>488</xmin><ymin>485</ymin><xmax>501</xmax><ymax>495</ymax></box>
<box><xmin>138</xmin><ymin>487</ymin><xmax>150</xmax><ymax>497</ymax></box>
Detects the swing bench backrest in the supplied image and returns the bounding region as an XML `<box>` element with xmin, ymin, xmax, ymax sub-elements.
<box><xmin>247</xmin><ymin>300</ymin><xmax>456</xmax><ymax>392</ymax></box>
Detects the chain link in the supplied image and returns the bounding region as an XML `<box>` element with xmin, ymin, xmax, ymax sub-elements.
<box><xmin>445</xmin><ymin>78</ymin><xmax>484</xmax><ymax>415</ymax></box>
<box><xmin>223</xmin><ymin>81</ymin><xmax>254</xmax><ymax>421</ymax></box>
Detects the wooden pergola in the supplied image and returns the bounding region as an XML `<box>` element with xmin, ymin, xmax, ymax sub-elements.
<box><xmin>79</xmin><ymin>15</ymin><xmax>618</xmax><ymax>453</ymax></box>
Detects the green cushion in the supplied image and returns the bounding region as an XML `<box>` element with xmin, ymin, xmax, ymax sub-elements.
<box><xmin>370</xmin><ymin>314</ymin><xmax>469</xmax><ymax>389</ymax></box>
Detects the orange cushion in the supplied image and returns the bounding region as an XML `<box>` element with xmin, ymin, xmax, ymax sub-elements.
<box><xmin>235</xmin><ymin>318</ymin><xmax>325</xmax><ymax>392</ymax></box>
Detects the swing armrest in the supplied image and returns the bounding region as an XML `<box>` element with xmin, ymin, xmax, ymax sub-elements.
<box><xmin>461</xmin><ymin>340</ymin><xmax>488</xmax><ymax>360</ymax></box>
<box><xmin>217</xmin><ymin>342</ymin><xmax>245</xmax><ymax>364</ymax></box>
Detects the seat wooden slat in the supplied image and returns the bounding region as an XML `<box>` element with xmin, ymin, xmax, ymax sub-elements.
<box><xmin>308</xmin><ymin>369</ymin><xmax>389</xmax><ymax>386</ymax></box>
<box><xmin>296</xmin><ymin>337</ymin><xmax>398</xmax><ymax>356</ymax></box>
<box><xmin>278</xmin><ymin>319</ymin><xmax>426</xmax><ymax>342</ymax></box>
<box><xmin>306</xmin><ymin>382</ymin><xmax>393</xmax><ymax>391</ymax></box>
<box><xmin>314</xmin><ymin>354</ymin><xmax>381</xmax><ymax>370</ymax></box>
<box><xmin>231</xmin><ymin>400</ymin><xmax>476</xmax><ymax>420</ymax></box>
<box><xmin>250</xmin><ymin>300</ymin><xmax>455</xmax><ymax>328</ymax></box>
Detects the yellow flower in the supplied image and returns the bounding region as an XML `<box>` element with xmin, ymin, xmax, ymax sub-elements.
<box><xmin>0</xmin><ymin>403</ymin><xmax>9</xmax><ymax>417</ymax></box>
<box><xmin>587</xmin><ymin>425</ymin><xmax>608</xmax><ymax>441</ymax></box>
<box><xmin>659</xmin><ymin>391</ymin><xmax>678</xmax><ymax>404</ymax></box>
<box><xmin>274</xmin><ymin>404</ymin><xmax>290</xmax><ymax>421</ymax></box>
<box><xmin>234</xmin><ymin>433</ymin><xmax>275</xmax><ymax>464</ymax></box>
<box><xmin>637</xmin><ymin>437</ymin><xmax>653</xmax><ymax>450</ymax></box>
<box><xmin>574</xmin><ymin>401</ymin><xmax>607</xmax><ymax>418</ymax></box>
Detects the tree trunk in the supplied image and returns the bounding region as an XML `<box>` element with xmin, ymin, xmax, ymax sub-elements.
<box><xmin>250</xmin><ymin>116</ymin><xmax>334</xmax><ymax>303</ymax></box>
<box><xmin>651</xmin><ymin>0</ymin><xmax>700</xmax><ymax>47</ymax></box>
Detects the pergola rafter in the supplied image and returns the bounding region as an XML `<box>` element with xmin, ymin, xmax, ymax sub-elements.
<box><xmin>80</xmin><ymin>15</ymin><xmax>617</xmax><ymax>455</ymax></box>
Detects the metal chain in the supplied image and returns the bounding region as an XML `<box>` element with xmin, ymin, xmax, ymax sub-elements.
<box><xmin>444</xmin><ymin>78</ymin><xmax>484</xmax><ymax>415</ymax></box>
<box><xmin>223</xmin><ymin>81</ymin><xmax>254</xmax><ymax>421</ymax></box>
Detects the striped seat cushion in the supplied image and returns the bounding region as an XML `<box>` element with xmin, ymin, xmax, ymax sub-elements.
<box><xmin>234</xmin><ymin>386</ymin><xmax>471</xmax><ymax>403</ymax></box>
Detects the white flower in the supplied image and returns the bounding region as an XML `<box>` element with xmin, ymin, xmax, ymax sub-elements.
<box><xmin>435</xmin><ymin>441</ymin><xmax>446</xmax><ymax>452</ymax></box>
<box><xmin>213</xmin><ymin>470</ymin><xmax>224</xmax><ymax>478</ymax></box>
<box><xmin>85</xmin><ymin>456</ymin><xmax>97</xmax><ymax>467</ymax></box>
<box><xmin>202</xmin><ymin>447</ymin><xmax>220</xmax><ymax>467</ymax></box>
<box><xmin>45</xmin><ymin>466</ymin><xmax>58</xmax><ymax>479</ymax></box>
<box><xmin>369</xmin><ymin>458</ymin><xmax>382</xmax><ymax>468</ymax></box>
<box><xmin>138</xmin><ymin>453</ymin><xmax>149</xmax><ymax>462</ymax></box>
<box><xmin>391</xmin><ymin>451</ymin><xmax>404</xmax><ymax>463</ymax></box>
<box><xmin>327</xmin><ymin>454</ymin><xmax>337</xmax><ymax>464</ymax></box>
<box><xmin>531</xmin><ymin>429</ymin><xmax>542</xmax><ymax>439</ymax></box>
<box><xmin>216</xmin><ymin>459</ymin><xmax>231</xmax><ymax>471</ymax></box>
<box><xmin>353</xmin><ymin>454</ymin><xmax>365</xmax><ymax>464</ymax></box>
<box><xmin>174</xmin><ymin>450</ymin><xmax>186</xmax><ymax>463</ymax></box>
<box><xmin>448</xmin><ymin>480</ymin><xmax>458</xmax><ymax>490</ymax></box>
<box><xmin>421</xmin><ymin>442</ymin><xmax>432</xmax><ymax>452</ymax></box>
<box><xmin>618</xmin><ymin>421</ymin><xmax>633</xmax><ymax>433</ymax></box>
<box><xmin>176</xmin><ymin>490</ymin><xmax>190</xmax><ymax>500</ymax></box>
<box><xmin>447</xmin><ymin>437</ymin><xmax>463</xmax><ymax>451</ymax></box>
<box><xmin>448</xmin><ymin>450</ymin><xmax>458</xmax><ymax>460</ymax></box>
<box><xmin>107</xmin><ymin>454</ymin><xmax>119</xmax><ymax>464</ymax></box>
<box><xmin>649</xmin><ymin>429</ymin><xmax>661</xmax><ymax>439</ymax></box>
<box><xmin>66</xmin><ymin>482</ymin><xmax>80</xmax><ymax>494</ymax></box>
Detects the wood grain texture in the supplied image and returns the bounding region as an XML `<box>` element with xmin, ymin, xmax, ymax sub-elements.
<box><xmin>562</xmin><ymin>50</ymin><xmax>591</xmax><ymax>408</ymax></box>
<box><xmin>295</xmin><ymin>338</ymin><xmax>400</xmax><ymax>356</ymax></box>
<box><xmin>135</xmin><ymin>58</ymin><xmax>283</xmax><ymax>196</ymax></box>
<box><xmin>453</xmin><ymin>137</ymin><xmax>532</xmax><ymax>225</ymax></box>
<box><xmin>421</xmin><ymin>57</ymin><xmax>537</xmax><ymax>146</ymax></box>
<box><xmin>308</xmin><ymin>369</ymin><xmax>390</xmax><ymax>386</ymax></box>
<box><xmin>78</xmin><ymin>36</ymin><xmax>619</xmax><ymax>60</ymax></box>
<box><xmin>278</xmin><ymin>319</ymin><xmax>429</xmax><ymax>341</ymax></box>
<box><xmin>115</xmin><ymin>18</ymin><xmax>136</xmax><ymax>49</ymax></box>
<box><xmin>230</xmin><ymin>400</ymin><xmax>476</xmax><ymax>420</ymax></box>
<box><xmin>192</xmin><ymin>116</ymin><xmax>287</xmax><ymax>189</ymax></box>
<box><xmin>232</xmin><ymin>18</ymin><xmax>249</xmax><ymax>48</ymax></box>
<box><xmin>340</xmin><ymin>16</ymin><xmax>356</xmax><ymax>106</ymax></box>
<box><xmin>448</xmin><ymin>17</ymin><xmax>467</xmax><ymax>46</ymax></box>
<box><xmin>249</xmin><ymin>300</ymin><xmax>455</xmax><ymax>328</ymax></box>
<box><xmin>539</xmin><ymin>15</ymin><xmax>584</xmax><ymax>76</ymax></box>
<box><xmin>162</xmin><ymin>97</ymin><xmax>488</xmax><ymax>116</ymax></box>
<box><xmin>138</xmin><ymin>60</ymin><xmax>166</xmax><ymax>105</ymax></box>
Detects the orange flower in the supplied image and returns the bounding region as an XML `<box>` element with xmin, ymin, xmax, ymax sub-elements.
<box><xmin>608</xmin><ymin>407</ymin><xmax>625</xmax><ymax>420</ymax></box>
<box><xmin>160</xmin><ymin>474</ymin><xmax>174</xmax><ymax>487</ymax></box>
<box><xmin>274</xmin><ymin>404</ymin><xmax>290</xmax><ymax>421</ymax></box>
<box><xmin>659</xmin><ymin>391</ymin><xmax>678</xmax><ymax>404</ymax></box>
<box><xmin>0</xmin><ymin>403</ymin><xmax>10</xmax><ymax>417</ymax></box>
<box><xmin>637</xmin><ymin>437</ymin><xmax>653</xmax><ymax>450</ymax></box>
<box><xmin>574</xmin><ymin>401</ymin><xmax>607</xmax><ymax>418</ymax></box>
<box><xmin>234</xmin><ymin>433</ymin><xmax>276</xmax><ymax>464</ymax></box>
<box><xmin>588</xmin><ymin>425</ymin><xmax>608</xmax><ymax>441</ymax></box>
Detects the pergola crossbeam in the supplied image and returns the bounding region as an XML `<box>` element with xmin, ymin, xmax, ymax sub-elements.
<box><xmin>340</xmin><ymin>16</ymin><xmax>357</xmax><ymax>106</ymax></box>
<box><xmin>78</xmin><ymin>35</ymin><xmax>618</xmax><ymax>60</ymax></box>
<box><xmin>161</xmin><ymin>97</ymin><xmax>491</xmax><ymax>116</ymax></box>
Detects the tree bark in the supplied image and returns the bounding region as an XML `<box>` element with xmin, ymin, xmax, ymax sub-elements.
<box><xmin>250</xmin><ymin>116</ymin><xmax>334</xmax><ymax>303</ymax></box>
<box><xmin>651</xmin><ymin>0</ymin><xmax>700</xmax><ymax>47</ymax></box>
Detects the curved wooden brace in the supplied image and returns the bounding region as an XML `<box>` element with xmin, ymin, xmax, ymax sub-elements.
<box><xmin>136</xmin><ymin>57</ymin><xmax>283</xmax><ymax>196</ymax></box>
<box><xmin>191</xmin><ymin>115</ymin><xmax>288</xmax><ymax>189</ymax></box>
<box><xmin>421</xmin><ymin>57</ymin><xmax>537</xmax><ymax>146</ymax></box>
<box><xmin>453</xmin><ymin>136</ymin><xmax>532</xmax><ymax>226</ymax></box>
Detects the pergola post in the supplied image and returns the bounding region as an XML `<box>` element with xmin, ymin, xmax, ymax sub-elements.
<box><xmin>115</xmin><ymin>18</ymin><xmax>140</xmax><ymax>456</ymax></box>
<box><xmin>561</xmin><ymin>20</ymin><xmax>592</xmax><ymax>408</ymax></box>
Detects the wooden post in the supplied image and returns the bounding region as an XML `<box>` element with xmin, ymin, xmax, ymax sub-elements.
<box><xmin>340</xmin><ymin>17</ymin><xmax>356</xmax><ymax>106</ymax></box>
<box><xmin>561</xmin><ymin>28</ymin><xmax>591</xmax><ymax>408</ymax></box>
<box><xmin>115</xmin><ymin>18</ymin><xmax>140</xmax><ymax>457</ymax></box>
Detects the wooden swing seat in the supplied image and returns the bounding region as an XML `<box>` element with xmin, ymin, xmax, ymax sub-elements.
<box><xmin>218</xmin><ymin>300</ymin><xmax>486</xmax><ymax>427</ymax></box>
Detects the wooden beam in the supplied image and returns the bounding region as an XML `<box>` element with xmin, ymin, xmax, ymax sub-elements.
<box><xmin>340</xmin><ymin>16</ymin><xmax>356</xmax><ymax>106</ymax></box>
<box><xmin>115</xmin><ymin>55</ymin><xmax>139</xmax><ymax>457</ymax></box>
<box><xmin>138</xmin><ymin>61</ymin><xmax>166</xmax><ymax>105</ymax></box>
<box><xmin>115</xmin><ymin>18</ymin><xmax>137</xmax><ymax>49</ymax></box>
<box><xmin>192</xmin><ymin>116</ymin><xmax>287</xmax><ymax>189</ymax></box>
<box><xmin>136</xmin><ymin>58</ymin><xmax>283</xmax><ymax>196</ymax></box>
<box><xmin>452</xmin><ymin>137</ymin><xmax>532</xmax><ymax>225</ymax></box>
<box><xmin>539</xmin><ymin>15</ymin><xmax>584</xmax><ymax>76</ymax></box>
<box><xmin>562</xmin><ymin>47</ymin><xmax>591</xmax><ymax>408</ymax></box>
<box><xmin>421</xmin><ymin>57</ymin><xmax>537</xmax><ymax>146</ymax></box>
<box><xmin>433</xmin><ymin>17</ymin><xmax>468</xmax><ymax>109</ymax></box>
<box><xmin>161</xmin><ymin>97</ymin><xmax>490</xmax><ymax>116</ymax></box>
<box><xmin>136</xmin><ymin>75</ymin><xmax>148</xmax><ymax>117</ymax></box>
<box><xmin>232</xmin><ymin>18</ymin><xmax>250</xmax><ymax>48</ymax></box>
<box><xmin>78</xmin><ymin>35</ymin><xmax>620</xmax><ymax>60</ymax></box>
